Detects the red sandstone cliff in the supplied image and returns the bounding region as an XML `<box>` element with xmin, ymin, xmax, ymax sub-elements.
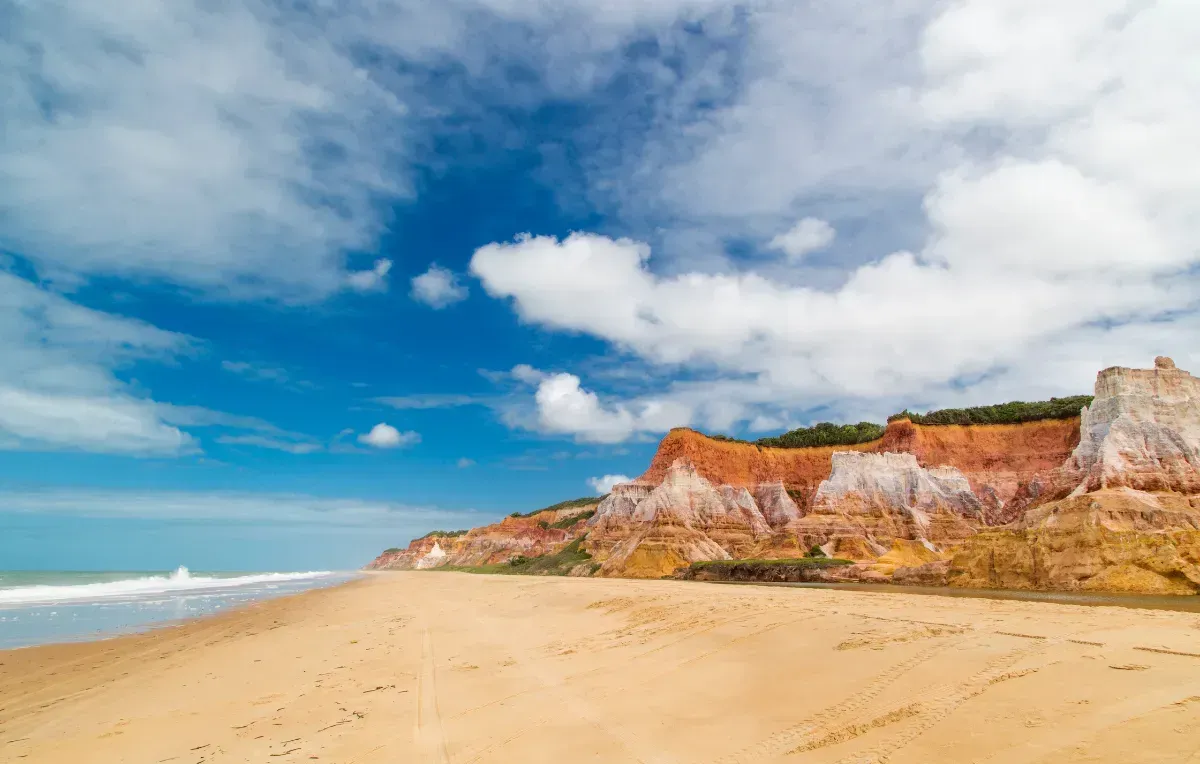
<box><xmin>642</xmin><ymin>419</ymin><xmax>1078</xmax><ymax>504</ymax></box>
<box><xmin>365</xmin><ymin>504</ymin><xmax>597</xmax><ymax>571</ymax></box>
<box><xmin>368</xmin><ymin>358</ymin><xmax>1200</xmax><ymax>594</ymax></box>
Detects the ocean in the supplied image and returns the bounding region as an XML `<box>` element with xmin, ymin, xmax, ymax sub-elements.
<box><xmin>0</xmin><ymin>567</ymin><xmax>357</xmax><ymax>649</ymax></box>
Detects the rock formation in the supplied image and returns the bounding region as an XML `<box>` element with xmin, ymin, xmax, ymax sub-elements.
<box><xmin>586</xmin><ymin>463</ymin><xmax>771</xmax><ymax>578</ymax></box>
<box><xmin>368</xmin><ymin>358</ymin><xmax>1200</xmax><ymax>595</ymax></box>
<box><xmin>943</xmin><ymin>358</ymin><xmax>1200</xmax><ymax>594</ymax></box>
<box><xmin>365</xmin><ymin>503</ymin><xmax>598</xmax><ymax>570</ymax></box>
<box><xmin>414</xmin><ymin>541</ymin><xmax>447</xmax><ymax>570</ymax></box>
<box><xmin>803</xmin><ymin>452</ymin><xmax>982</xmax><ymax>544</ymax></box>
<box><xmin>1068</xmin><ymin>357</ymin><xmax>1200</xmax><ymax>494</ymax></box>
<box><xmin>947</xmin><ymin>489</ymin><xmax>1200</xmax><ymax>594</ymax></box>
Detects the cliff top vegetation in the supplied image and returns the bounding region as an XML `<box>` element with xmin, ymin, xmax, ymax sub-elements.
<box><xmin>508</xmin><ymin>496</ymin><xmax>603</xmax><ymax>519</ymax></box>
<box><xmin>694</xmin><ymin>394</ymin><xmax>1094</xmax><ymax>450</ymax></box>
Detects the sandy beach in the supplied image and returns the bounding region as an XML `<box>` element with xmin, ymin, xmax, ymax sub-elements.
<box><xmin>3</xmin><ymin>574</ymin><xmax>1200</xmax><ymax>763</ymax></box>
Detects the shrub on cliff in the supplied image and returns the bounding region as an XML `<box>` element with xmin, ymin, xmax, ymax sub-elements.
<box><xmin>416</xmin><ymin>529</ymin><xmax>468</xmax><ymax>540</ymax></box>
<box><xmin>549</xmin><ymin>509</ymin><xmax>596</xmax><ymax>529</ymax></box>
<box><xmin>447</xmin><ymin>537</ymin><xmax>595</xmax><ymax>577</ymax></box>
<box><xmin>807</xmin><ymin>545</ymin><xmax>827</xmax><ymax>558</ymax></box>
<box><xmin>888</xmin><ymin>395</ymin><xmax>1094</xmax><ymax>426</ymax></box>
<box><xmin>755</xmin><ymin>421</ymin><xmax>885</xmax><ymax>449</ymax></box>
<box><xmin>508</xmin><ymin>496</ymin><xmax>603</xmax><ymax>519</ymax></box>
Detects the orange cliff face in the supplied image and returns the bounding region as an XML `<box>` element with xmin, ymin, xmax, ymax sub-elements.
<box><xmin>641</xmin><ymin>418</ymin><xmax>1080</xmax><ymax>512</ymax></box>
<box><xmin>365</xmin><ymin>504</ymin><xmax>598</xmax><ymax>571</ymax></box>
<box><xmin>367</xmin><ymin>358</ymin><xmax>1200</xmax><ymax>593</ymax></box>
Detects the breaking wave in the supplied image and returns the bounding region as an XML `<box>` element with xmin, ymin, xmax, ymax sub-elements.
<box><xmin>0</xmin><ymin>567</ymin><xmax>334</xmax><ymax>606</ymax></box>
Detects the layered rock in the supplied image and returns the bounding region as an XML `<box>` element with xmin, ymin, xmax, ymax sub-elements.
<box><xmin>365</xmin><ymin>504</ymin><xmax>598</xmax><ymax>570</ymax></box>
<box><xmin>369</xmin><ymin>357</ymin><xmax>1200</xmax><ymax>594</ymax></box>
<box><xmin>942</xmin><ymin>359</ymin><xmax>1200</xmax><ymax>594</ymax></box>
<box><xmin>753</xmin><ymin>482</ymin><xmax>803</xmax><ymax>527</ymax></box>
<box><xmin>806</xmin><ymin>452</ymin><xmax>982</xmax><ymax>542</ymax></box>
<box><xmin>947</xmin><ymin>489</ymin><xmax>1200</xmax><ymax>594</ymax></box>
<box><xmin>1068</xmin><ymin>357</ymin><xmax>1200</xmax><ymax>494</ymax></box>
<box><xmin>414</xmin><ymin>541</ymin><xmax>448</xmax><ymax>570</ymax></box>
<box><xmin>586</xmin><ymin>463</ymin><xmax>774</xmax><ymax>578</ymax></box>
<box><xmin>639</xmin><ymin>418</ymin><xmax>1080</xmax><ymax>525</ymax></box>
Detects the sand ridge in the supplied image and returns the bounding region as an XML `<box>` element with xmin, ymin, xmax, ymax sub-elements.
<box><xmin>2</xmin><ymin>573</ymin><xmax>1200</xmax><ymax>763</ymax></box>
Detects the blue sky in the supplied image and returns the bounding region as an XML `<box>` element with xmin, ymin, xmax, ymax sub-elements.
<box><xmin>1</xmin><ymin>1</ymin><xmax>1197</xmax><ymax>570</ymax></box>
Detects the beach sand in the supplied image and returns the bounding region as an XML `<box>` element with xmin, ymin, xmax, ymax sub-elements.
<box><xmin>3</xmin><ymin>573</ymin><xmax>1200</xmax><ymax>763</ymax></box>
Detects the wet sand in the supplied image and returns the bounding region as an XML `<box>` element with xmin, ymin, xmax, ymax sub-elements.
<box><xmin>2</xmin><ymin>572</ymin><xmax>1200</xmax><ymax>763</ymax></box>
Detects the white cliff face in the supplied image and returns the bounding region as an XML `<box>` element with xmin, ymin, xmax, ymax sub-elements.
<box><xmin>754</xmin><ymin>481</ymin><xmax>803</xmax><ymax>527</ymax></box>
<box><xmin>588</xmin><ymin>482</ymin><xmax>654</xmax><ymax>528</ymax></box>
<box><xmin>587</xmin><ymin>460</ymin><xmax>776</xmax><ymax>576</ymax></box>
<box><xmin>1071</xmin><ymin>357</ymin><xmax>1200</xmax><ymax>493</ymax></box>
<box><xmin>627</xmin><ymin>461</ymin><xmax>771</xmax><ymax>534</ymax></box>
<box><xmin>813</xmin><ymin>452</ymin><xmax>983</xmax><ymax>518</ymax></box>
<box><xmin>415</xmin><ymin>541</ymin><xmax>447</xmax><ymax>570</ymax></box>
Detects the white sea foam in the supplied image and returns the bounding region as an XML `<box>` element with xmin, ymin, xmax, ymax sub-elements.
<box><xmin>0</xmin><ymin>567</ymin><xmax>334</xmax><ymax>606</ymax></box>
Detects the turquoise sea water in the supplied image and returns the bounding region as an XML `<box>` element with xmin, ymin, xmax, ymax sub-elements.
<box><xmin>0</xmin><ymin>567</ymin><xmax>357</xmax><ymax>649</ymax></box>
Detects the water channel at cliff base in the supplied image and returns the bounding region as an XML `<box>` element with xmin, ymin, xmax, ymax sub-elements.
<box><xmin>711</xmin><ymin>580</ymin><xmax>1200</xmax><ymax>612</ymax></box>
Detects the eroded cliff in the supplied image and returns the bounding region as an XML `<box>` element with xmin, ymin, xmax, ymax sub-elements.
<box><xmin>365</xmin><ymin>503</ymin><xmax>597</xmax><ymax>571</ymax></box>
<box><xmin>368</xmin><ymin>358</ymin><xmax>1200</xmax><ymax>594</ymax></box>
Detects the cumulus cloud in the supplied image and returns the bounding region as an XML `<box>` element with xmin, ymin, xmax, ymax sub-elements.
<box><xmin>533</xmin><ymin>372</ymin><xmax>690</xmax><ymax>443</ymax></box>
<box><xmin>457</xmin><ymin>457</ymin><xmax>476</xmax><ymax>468</ymax></box>
<box><xmin>358</xmin><ymin>423</ymin><xmax>420</xmax><ymax>449</ymax></box>
<box><xmin>410</xmin><ymin>263</ymin><xmax>468</xmax><ymax>308</ymax></box>
<box><xmin>588</xmin><ymin>474</ymin><xmax>631</xmax><ymax>494</ymax></box>
<box><xmin>473</xmin><ymin>1</ymin><xmax>1200</xmax><ymax>438</ymax></box>
<box><xmin>767</xmin><ymin>218</ymin><xmax>836</xmax><ymax>262</ymax></box>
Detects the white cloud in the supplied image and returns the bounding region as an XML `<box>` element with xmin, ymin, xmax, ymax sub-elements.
<box><xmin>411</xmin><ymin>263</ymin><xmax>468</xmax><ymax>309</ymax></box>
<box><xmin>216</xmin><ymin>434</ymin><xmax>322</xmax><ymax>455</ymax></box>
<box><xmin>457</xmin><ymin>457</ymin><xmax>476</xmax><ymax>468</ymax></box>
<box><xmin>0</xmin><ymin>2</ymin><xmax>422</xmax><ymax>301</ymax></box>
<box><xmin>588</xmin><ymin>474</ymin><xmax>631</xmax><ymax>494</ymax></box>
<box><xmin>0</xmin><ymin>269</ymin><xmax>193</xmax><ymax>454</ymax></box>
<box><xmin>358</xmin><ymin>423</ymin><xmax>420</xmax><ymax>449</ymax></box>
<box><xmin>472</xmin><ymin>1</ymin><xmax>1200</xmax><ymax>437</ymax></box>
<box><xmin>767</xmin><ymin>218</ymin><xmax>836</xmax><ymax>262</ymax></box>
<box><xmin>221</xmin><ymin>361</ymin><xmax>290</xmax><ymax>385</ymax></box>
<box><xmin>533</xmin><ymin>372</ymin><xmax>690</xmax><ymax>443</ymax></box>
<box><xmin>510</xmin><ymin>364</ymin><xmax>547</xmax><ymax>385</ymax></box>
<box><xmin>0</xmin><ymin>388</ymin><xmax>192</xmax><ymax>455</ymax></box>
<box><xmin>346</xmin><ymin>259</ymin><xmax>394</xmax><ymax>293</ymax></box>
<box><xmin>0</xmin><ymin>488</ymin><xmax>479</xmax><ymax>528</ymax></box>
<box><xmin>375</xmin><ymin>394</ymin><xmax>487</xmax><ymax>410</ymax></box>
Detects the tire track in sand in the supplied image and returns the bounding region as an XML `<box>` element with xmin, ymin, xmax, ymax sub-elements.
<box><xmin>415</xmin><ymin>627</ymin><xmax>450</xmax><ymax>764</ymax></box>
<box><xmin>711</xmin><ymin>637</ymin><xmax>966</xmax><ymax>764</ymax></box>
<box><xmin>819</xmin><ymin>640</ymin><xmax>1062</xmax><ymax>764</ymax></box>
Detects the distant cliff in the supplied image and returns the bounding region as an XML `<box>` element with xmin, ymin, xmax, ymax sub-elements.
<box><xmin>367</xmin><ymin>357</ymin><xmax>1200</xmax><ymax>595</ymax></box>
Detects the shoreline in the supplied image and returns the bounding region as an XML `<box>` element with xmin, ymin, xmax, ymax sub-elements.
<box><xmin>4</xmin><ymin>572</ymin><xmax>1200</xmax><ymax>762</ymax></box>
<box><xmin>0</xmin><ymin>571</ymin><xmax>362</xmax><ymax>652</ymax></box>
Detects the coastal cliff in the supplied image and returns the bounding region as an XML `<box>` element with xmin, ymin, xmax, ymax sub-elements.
<box><xmin>367</xmin><ymin>358</ymin><xmax>1200</xmax><ymax>594</ymax></box>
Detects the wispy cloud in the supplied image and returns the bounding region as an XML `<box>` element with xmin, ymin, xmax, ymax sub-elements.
<box><xmin>215</xmin><ymin>434</ymin><xmax>323</xmax><ymax>455</ymax></box>
<box><xmin>0</xmin><ymin>489</ymin><xmax>483</xmax><ymax>528</ymax></box>
<box><xmin>374</xmin><ymin>393</ymin><xmax>493</xmax><ymax>410</ymax></box>
<box><xmin>221</xmin><ymin>360</ymin><xmax>318</xmax><ymax>392</ymax></box>
<box><xmin>0</xmin><ymin>269</ymin><xmax>193</xmax><ymax>455</ymax></box>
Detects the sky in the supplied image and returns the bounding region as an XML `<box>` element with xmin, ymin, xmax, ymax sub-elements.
<box><xmin>1</xmin><ymin>0</ymin><xmax>1197</xmax><ymax>571</ymax></box>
